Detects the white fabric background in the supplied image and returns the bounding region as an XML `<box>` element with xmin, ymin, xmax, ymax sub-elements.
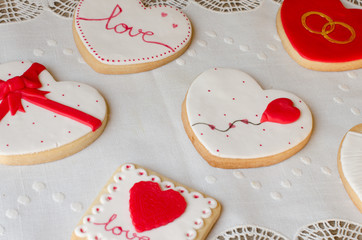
<box><xmin>0</xmin><ymin>0</ymin><xmax>361</xmax><ymax>239</ymax></box>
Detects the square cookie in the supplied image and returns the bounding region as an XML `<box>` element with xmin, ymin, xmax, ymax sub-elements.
<box><xmin>72</xmin><ymin>164</ymin><xmax>221</xmax><ymax>240</ymax></box>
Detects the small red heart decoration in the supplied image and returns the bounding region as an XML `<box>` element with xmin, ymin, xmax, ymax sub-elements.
<box><xmin>279</xmin><ymin>0</ymin><xmax>362</xmax><ymax>65</ymax></box>
<box><xmin>260</xmin><ymin>98</ymin><xmax>300</xmax><ymax>124</ymax></box>
<box><xmin>173</xmin><ymin>24</ymin><xmax>178</xmax><ymax>28</ymax></box>
<box><xmin>129</xmin><ymin>181</ymin><xmax>187</xmax><ymax>233</ymax></box>
<box><xmin>161</xmin><ymin>12</ymin><xmax>168</xmax><ymax>17</ymax></box>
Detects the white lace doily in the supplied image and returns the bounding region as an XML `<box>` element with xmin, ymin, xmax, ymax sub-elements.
<box><xmin>213</xmin><ymin>225</ymin><xmax>288</xmax><ymax>240</ymax></box>
<box><xmin>193</xmin><ymin>0</ymin><xmax>262</xmax><ymax>12</ymax></box>
<box><xmin>346</xmin><ymin>0</ymin><xmax>362</xmax><ymax>6</ymax></box>
<box><xmin>142</xmin><ymin>0</ymin><xmax>189</xmax><ymax>9</ymax></box>
<box><xmin>214</xmin><ymin>220</ymin><xmax>362</xmax><ymax>240</ymax></box>
<box><xmin>295</xmin><ymin>219</ymin><xmax>362</xmax><ymax>240</ymax></box>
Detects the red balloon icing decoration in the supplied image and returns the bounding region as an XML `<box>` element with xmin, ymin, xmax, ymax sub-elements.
<box><xmin>260</xmin><ymin>98</ymin><xmax>300</xmax><ymax>124</ymax></box>
<box><xmin>129</xmin><ymin>181</ymin><xmax>187</xmax><ymax>233</ymax></box>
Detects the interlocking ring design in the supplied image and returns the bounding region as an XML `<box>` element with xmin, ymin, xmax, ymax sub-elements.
<box><xmin>301</xmin><ymin>11</ymin><xmax>356</xmax><ymax>44</ymax></box>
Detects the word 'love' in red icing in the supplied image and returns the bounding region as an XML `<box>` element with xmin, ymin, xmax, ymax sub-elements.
<box><xmin>260</xmin><ymin>98</ymin><xmax>300</xmax><ymax>124</ymax></box>
<box><xmin>77</xmin><ymin>5</ymin><xmax>175</xmax><ymax>52</ymax></box>
<box><xmin>93</xmin><ymin>214</ymin><xmax>150</xmax><ymax>240</ymax></box>
<box><xmin>129</xmin><ymin>181</ymin><xmax>187</xmax><ymax>232</ymax></box>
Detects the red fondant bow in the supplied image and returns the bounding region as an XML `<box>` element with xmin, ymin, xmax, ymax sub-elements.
<box><xmin>0</xmin><ymin>63</ymin><xmax>102</xmax><ymax>131</ymax></box>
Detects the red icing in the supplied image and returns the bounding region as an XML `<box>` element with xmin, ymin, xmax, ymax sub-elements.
<box><xmin>260</xmin><ymin>98</ymin><xmax>300</xmax><ymax>124</ymax></box>
<box><xmin>93</xmin><ymin>214</ymin><xmax>150</xmax><ymax>240</ymax></box>
<box><xmin>280</xmin><ymin>0</ymin><xmax>362</xmax><ymax>62</ymax></box>
<box><xmin>0</xmin><ymin>63</ymin><xmax>102</xmax><ymax>131</ymax></box>
<box><xmin>129</xmin><ymin>181</ymin><xmax>187</xmax><ymax>233</ymax></box>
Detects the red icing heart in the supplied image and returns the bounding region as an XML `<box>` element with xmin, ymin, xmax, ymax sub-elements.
<box><xmin>161</xmin><ymin>12</ymin><xmax>168</xmax><ymax>17</ymax></box>
<box><xmin>173</xmin><ymin>24</ymin><xmax>178</xmax><ymax>28</ymax></box>
<box><xmin>260</xmin><ymin>98</ymin><xmax>300</xmax><ymax>124</ymax></box>
<box><xmin>129</xmin><ymin>181</ymin><xmax>187</xmax><ymax>233</ymax></box>
<box><xmin>280</xmin><ymin>0</ymin><xmax>362</xmax><ymax>64</ymax></box>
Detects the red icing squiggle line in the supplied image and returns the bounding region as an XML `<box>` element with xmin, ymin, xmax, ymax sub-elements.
<box><xmin>93</xmin><ymin>214</ymin><xmax>150</xmax><ymax>240</ymax></box>
<box><xmin>0</xmin><ymin>63</ymin><xmax>102</xmax><ymax>131</ymax></box>
<box><xmin>77</xmin><ymin>5</ymin><xmax>175</xmax><ymax>52</ymax></box>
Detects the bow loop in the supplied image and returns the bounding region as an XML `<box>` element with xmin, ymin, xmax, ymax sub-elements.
<box><xmin>6</xmin><ymin>76</ymin><xmax>26</xmax><ymax>92</ymax></box>
<box><xmin>0</xmin><ymin>81</ymin><xmax>9</xmax><ymax>100</ymax></box>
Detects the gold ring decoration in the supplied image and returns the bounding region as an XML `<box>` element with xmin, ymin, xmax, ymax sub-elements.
<box><xmin>301</xmin><ymin>11</ymin><xmax>356</xmax><ymax>45</ymax></box>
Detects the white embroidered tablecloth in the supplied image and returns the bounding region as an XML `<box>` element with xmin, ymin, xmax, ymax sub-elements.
<box><xmin>0</xmin><ymin>0</ymin><xmax>361</xmax><ymax>239</ymax></box>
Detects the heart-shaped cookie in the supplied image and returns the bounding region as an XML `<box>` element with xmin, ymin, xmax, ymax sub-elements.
<box><xmin>338</xmin><ymin>124</ymin><xmax>362</xmax><ymax>212</ymax></box>
<box><xmin>129</xmin><ymin>181</ymin><xmax>187</xmax><ymax>232</ymax></box>
<box><xmin>0</xmin><ymin>61</ymin><xmax>107</xmax><ymax>165</ymax></box>
<box><xmin>276</xmin><ymin>0</ymin><xmax>362</xmax><ymax>71</ymax></box>
<box><xmin>72</xmin><ymin>164</ymin><xmax>221</xmax><ymax>240</ymax></box>
<box><xmin>73</xmin><ymin>0</ymin><xmax>192</xmax><ymax>74</ymax></box>
<box><xmin>182</xmin><ymin>68</ymin><xmax>313</xmax><ymax>169</ymax></box>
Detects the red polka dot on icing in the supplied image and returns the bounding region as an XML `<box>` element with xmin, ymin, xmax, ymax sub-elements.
<box><xmin>201</xmin><ymin>133</ymin><xmax>203</xmax><ymax>135</ymax></box>
<box><xmin>232</xmin><ymin>98</ymin><xmax>235</xmax><ymax>100</ymax></box>
<box><xmin>118</xmin><ymin>177</ymin><xmax>122</xmax><ymax>180</ymax></box>
<box><xmin>259</xmin><ymin>144</ymin><xmax>262</xmax><ymax>146</ymax></box>
<box><xmin>208</xmin><ymin>90</ymin><xmax>211</xmax><ymax>92</ymax></box>
<box><xmin>226</xmin><ymin>135</ymin><xmax>229</xmax><ymax>137</ymax></box>
<box><xmin>41</xmin><ymin>141</ymin><xmax>44</xmax><ymax>143</ymax></box>
<box><xmin>6</xmin><ymin>144</ymin><xmax>9</xmax><ymax>147</ymax></box>
<box><xmin>216</xmin><ymin>149</ymin><xmax>219</xmax><ymax>152</ymax></box>
<box><xmin>263</xmin><ymin>129</ymin><xmax>265</xmax><ymax>131</ymax></box>
<box><xmin>266</xmin><ymin>96</ymin><xmax>269</xmax><ymax>98</ymax></box>
<box><xmin>301</xmin><ymin>126</ymin><xmax>304</xmax><ymax>129</ymax></box>
<box><xmin>68</xmin><ymin>131</ymin><xmax>71</xmax><ymax>133</ymax></box>
<box><xmin>8</xmin><ymin>73</ymin><xmax>11</xmax><ymax>76</ymax></box>
<box><xmin>6</xmin><ymin>124</ymin><xmax>9</xmax><ymax>126</ymax></box>
<box><xmin>224</xmin><ymin>114</ymin><xmax>226</xmax><ymax>116</ymax></box>
<box><xmin>62</xmin><ymin>94</ymin><xmax>65</xmax><ymax>96</ymax></box>
<box><xmin>32</xmin><ymin>122</ymin><xmax>35</xmax><ymax>125</ymax></box>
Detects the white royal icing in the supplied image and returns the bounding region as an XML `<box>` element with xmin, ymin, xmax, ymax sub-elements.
<box><xmin>0</xmin><ymin>61</ymin><xmax>107</xmax><ymax>156</ymax></box>
<box><xmin>186</xmin><ymin>68</ymin><xmax>313</xmax><ymax>159</ymax></box>
<box><xmin>340</xmin><ymin>131</ymin><xmax>362</xmax><ymax>200</ymax></box>
<box><xmin>75</xmin><ymin>0</ymin><xmax>192</xmax><ymax>65</ymax></box>
<box><xmin>74</xmin><ymin>164</ymin><xmax>218</xmax><ymax>240</ymax></box>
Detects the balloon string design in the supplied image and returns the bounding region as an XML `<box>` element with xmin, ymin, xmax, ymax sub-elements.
<box><xmin>191</xmin><ymin>98</ymin><xmax>301</xmax><ymax>133</ymax></box>
<box><xmin>192</xmin><ymin>119</ymin><xmax>261</xmax><ymax>133</ymax></box>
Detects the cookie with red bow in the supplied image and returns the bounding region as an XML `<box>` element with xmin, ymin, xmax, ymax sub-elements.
<box><xmin>72</xmin><ymin>163</ymin><xmax>221</xmax><ymax>240</ymax></box>
<box><xmin>182</xmin><ymin>68</ymin><xmax>313</xmax><ymax>168</ymax></box>
<box><xmin>276</xmin><ymin>0</ymin><xmax>362</xmax><ymax>71</ymax></box>
<box><xmin>73</xmin><ymin>0</ymin><xmax>192</xmax><ymax>74</ymax></box>
<box><xmin>0</xmin><ymin>61</ymin><xmax>107</xmax><ymax>165</ymax></box>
